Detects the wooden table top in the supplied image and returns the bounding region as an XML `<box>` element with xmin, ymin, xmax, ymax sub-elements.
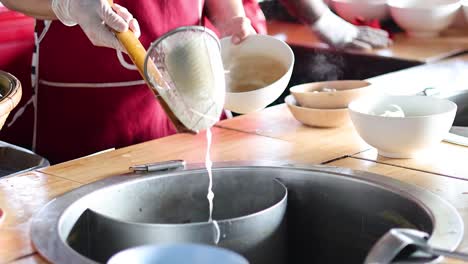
<box><xmin>4</xmin><ymin>150</ymin><xmax>468</xmax><ymax>264</ymax></box>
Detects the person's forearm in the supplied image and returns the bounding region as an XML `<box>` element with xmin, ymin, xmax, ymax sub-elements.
<box><xmin>1</xmin><ymin>0</ymin><xmax>56</xmax><ymax>20</ymax></box>
<box><xmin>205</xmin><ymin>0</ymin><xmax>246</xmax><ymax>25</ymax></box>
<box><xmin>279</xmin><ymin>0</ymin><xmax>329</xmax><ymax>25</ymax></box>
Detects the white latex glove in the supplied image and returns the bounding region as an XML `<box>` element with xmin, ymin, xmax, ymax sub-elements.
<box><xmin>51</xmin><ymin>0</ymin><xmax>141</xmax><ymax>51</ymax></box>
<box><xmin>312</xmin><ymin>9</ymin><xmax>391</xmax><ymax>50</ymax></box>
<box><xmin>216</xmin><ymin>16</ymin><xmax>257</xmax><ymax>44</ymax></box>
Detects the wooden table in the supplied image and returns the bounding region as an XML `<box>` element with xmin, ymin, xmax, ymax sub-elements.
<box><xmin>3</xmin><ymin>26</ymin><xmax>468</xmax><ymax>264</ymax></box>
<box><xmin>3</xmin><ymin>100</ymin><xmax>468</xmax><ymax>263</ymax></box>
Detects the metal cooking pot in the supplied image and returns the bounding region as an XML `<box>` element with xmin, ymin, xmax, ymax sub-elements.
<box><xmin>32</xmin><ymin>161</ymin><xmax>463</xmax><ymax>264</ymax></box>
<box><xmin>63</xmin><ymin>168</ymin><xmax>287</xmax><ymax>264</ymax></box>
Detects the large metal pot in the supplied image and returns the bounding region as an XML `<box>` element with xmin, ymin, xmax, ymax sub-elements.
<box><xmin>31</xmin><ymin>161</ymin><xmax>463</xmax><ymax>264</ymax></box>
<box><xmin>0</xmin><ymin>70</ymin><xmax>22</xmax><ymax>130</ymax></box>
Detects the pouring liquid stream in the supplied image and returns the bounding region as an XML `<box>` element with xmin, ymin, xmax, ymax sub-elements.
<box><xmin>205</xmin><ymin>128</ymin><xmax>220</xmax><ymax>244</ymax></box>
<box><xmin>199</xmin><ymin>0</ymin><xmax>220</xmax><ymax>245</ymax></box>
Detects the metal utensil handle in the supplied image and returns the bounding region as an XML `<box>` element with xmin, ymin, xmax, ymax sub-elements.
<box><xmin>130</xmin><ymin>160</ymin><xmax>186</xmax><ymax>172</ymax></box>
<box><xmin>365</xmin><ymin>228</ymin><xmax>468</xmax><ymax>264</ymax></box>
<box><xmin>429</xmin><ymin>248</ymin><xmax>468</xmax><ymax>262</ymax></box>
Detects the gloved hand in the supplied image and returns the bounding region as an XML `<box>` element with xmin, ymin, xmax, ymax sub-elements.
<box><xmin>218</xmin><ymin>16</ymin><xmax>257</xmax><ymax>44</ymax></box>
<box><xmin>51</xmin><ymin>0</ymin><xmax>141</xmax><ymax>51</ymax></box>
<box><xmin>312</xmin><ymin>9</ymin><xmax>391</xmax><ymax>50</ymax></box>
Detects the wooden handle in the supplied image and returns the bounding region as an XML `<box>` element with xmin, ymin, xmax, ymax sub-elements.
<box><xmin>107</xmin><ymin>1</ymin><xmax>194</xmax><ymax>134</ymax></box>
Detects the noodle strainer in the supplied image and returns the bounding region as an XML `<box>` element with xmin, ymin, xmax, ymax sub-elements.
<box><xmin>144</xmin><ymin>26</ymin><xmax>226</xmax><ymax>133</ymax></box>
<box><xmin>109</xmin><ymin>0</ymin><xmax>224</xmax><ymax>133</ymax></box>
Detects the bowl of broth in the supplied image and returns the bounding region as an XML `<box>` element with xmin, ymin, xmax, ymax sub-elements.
<box><xmin>221</xmin><ymin>35</ymin><xmax>294</xmax><ymax>114</ymax></box>
<box><xmin>290</xmin><ymin>80</ymin><xmax>374</xmax><ymax>109</ymax></box>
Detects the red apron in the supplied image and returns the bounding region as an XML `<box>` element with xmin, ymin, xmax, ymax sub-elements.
<box><xmin>7</xmin><ymin>0</ymin><xmax>266</xmax><ymax>164</ymax></box>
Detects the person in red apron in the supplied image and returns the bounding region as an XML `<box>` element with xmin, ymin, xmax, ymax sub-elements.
<box><xmin>1</xmin><ymin>0</ymin><xmax>266</xmax><ymax>164</ymax></box>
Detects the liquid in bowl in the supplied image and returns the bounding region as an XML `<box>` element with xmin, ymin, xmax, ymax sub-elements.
<box><xmin>226</xmin><ymin>55</ymin><xmax>287</xmax><ymax>93</ymax></box>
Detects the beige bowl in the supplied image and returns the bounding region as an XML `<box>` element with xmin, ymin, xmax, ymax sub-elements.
<box><xmin>285</xmin><ymin>95</ymin><xmax>349</xmax><ymax>128</ymax></box>
<box><xmin>0</xmin><ymin>71</ymin><xmax>22</xmax><ymax>130</ymax></box>
<box><xmin>289</xmin><ymin>80</ymin><xmax>373</xmax><ymax>109</ymax></box>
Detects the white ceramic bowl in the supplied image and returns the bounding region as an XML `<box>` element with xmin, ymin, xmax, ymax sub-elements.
<box><xmin>331</xmin><ymin>0</ymin><xmax>390</xmax><ymax>22</ymax></box>
<box><xmin>348</xmin><ymin>95</ymin><xmax>457</xmax><ymax>158</ymax></box>
<box><xmin>388</xmin><ymin>0</ymin><xmax>461</xmax><ymax>38</ymax></box>
<box><xmin>108</xmin><ymin>244</ymin><xmax>248</xmax><ymax>264</ymax></box>
<box><xmin>221</xmin><ymin>35</ymin><xmax>294</xmax><ymax>114</ymax></box>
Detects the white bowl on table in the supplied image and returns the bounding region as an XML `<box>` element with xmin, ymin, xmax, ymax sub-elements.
<box><xmin>221</xmin><ymin>35</ymin><xmax>294</xmax><ymax>114</ymax></box>
<box><xmin>348</xmin><ymin>95</ymin><xmax>457</xmax><ymax>158</ymax></box>
<box><xmin>388</xmin><ymin>0</ymin><xmax>461</xmax><ymax>38</ymax></box>
<box><xmin>331</xmin><ymin>0</ymin><xmax>390</xmax><ymax>22</ymax></box>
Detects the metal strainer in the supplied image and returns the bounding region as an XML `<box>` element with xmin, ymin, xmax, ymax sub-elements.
<box><xmin>144</xmin><ymin>26</ymin><xmax>226</xmax><ymax>133</ymax></box>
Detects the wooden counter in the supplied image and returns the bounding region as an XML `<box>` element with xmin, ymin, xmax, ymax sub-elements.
<box><xmin>267</xmin><ymin>21</ymin><xmax>468</xmax><ymax>63</ymax></box>
<box><xmin>2</xmin><ymin>25</ymin><xmax>468</xmax><ymax>264</ymax></box>
<box><xmin>3</xmin><ymin>100</ymin><xmax>468</xmax><ymax>263</ymax></box>
<box><xmin>0</xmin><ymin>172</ymin><xmax>81</xmax><ymax>263</ymax></box>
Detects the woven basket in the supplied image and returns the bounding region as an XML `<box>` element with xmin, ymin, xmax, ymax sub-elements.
<box><xmin>0</xmin><ymin>71</ymin><xmax>22</xmax><ymax>130</ymax></box>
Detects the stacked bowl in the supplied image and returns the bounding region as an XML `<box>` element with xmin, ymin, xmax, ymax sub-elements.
<box><xmin>286</xmin><ymin>80</ymin><xmax>374</xmax><ymax>128</ymax></box>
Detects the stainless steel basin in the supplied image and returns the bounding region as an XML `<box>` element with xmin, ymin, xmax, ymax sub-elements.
<box><xmin>0</xmin><ymin>140</ymin><xmax>49</xmax><ymax>177</ymax></box>
<box><xmin>31</xmin><ymin>162</ymin><xmax>463</xmax><ymax>264</ymax></box>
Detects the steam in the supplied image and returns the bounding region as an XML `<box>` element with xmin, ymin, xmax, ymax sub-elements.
<box><xmin>306</xmin><ymin>53</ymin><xmax>345</xmax><ymax>81</ymax></box>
